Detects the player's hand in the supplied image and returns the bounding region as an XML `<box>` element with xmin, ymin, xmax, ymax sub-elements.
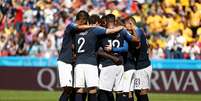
<box><xmin>77</xmin><ymin>25</ymin><xmax>97</xmax><ymax>30</ymax></box>
<box><xmin>90</xmin><ymin>24</ymin><xmax>97</xmax><ymax>28</ymax></box>
<box><xmin>104</xmin><ymin>45</ymin><xmax>112</xmax><ymax>52</ymax></box>
<box><xmin>117</xmin><ymin>26</ymin><xmax>125</xmax><ymax>30</ymax></box>
<box><xmin>112</xmin><ymin>57</ymin><xmax>122</xmax><ymax>65</ymax></box>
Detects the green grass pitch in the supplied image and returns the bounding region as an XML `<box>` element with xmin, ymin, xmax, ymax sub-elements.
<box><xmin>0</xmin><ymin>90</ymin><xmax>201</xmax><ymax>101</ymax></box>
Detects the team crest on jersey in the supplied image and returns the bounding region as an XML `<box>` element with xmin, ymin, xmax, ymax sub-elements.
<box><xmin>116</xmin><ymin>34</ymin><xmax>120</xmax><ymax>38</ymax></box>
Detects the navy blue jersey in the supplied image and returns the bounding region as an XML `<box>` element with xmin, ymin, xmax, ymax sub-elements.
<box><xmin>75</xmin><ymin>27</ymin><xmax>106</xmax><ymax>65</ymax></box>
<box><xmin>99</xmin><ymin>29</ymin><xmax>131</xmax><ymax>67</ymax></box>
<box><xmin>58</xmin><ymin>23</ymin><xmax>76</xmax><ymax>63</ymax></box>
<box><xmin>134</xmin><ymin>28</ymin><xmax>151</xmax><ymax>70</ymax></box>
<box><xmin>123</xmin><ymin>41</ymin><xmax>136</xmax><ymax>71</ymax></box>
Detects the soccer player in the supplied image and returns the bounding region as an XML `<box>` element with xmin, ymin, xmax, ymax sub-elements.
<box><xmin>88</xmin><ymin>14</ymin><xmax>121</xmax><ymax>65</ymax></box>
<box><xmin>73</xmin><ymin>11</ymin><xmax>124</xmax><ymax>101</ymax></box>
<box><xmin>57</xmin><ymin>11</ymin><xmax>97</xmax><ymax>101</ymax></box>
<box><xmin>99</xmin><ymin>15</ymin><xmax>107</xmax><ymax>27</ymax></box>
<box><xmin>89</xmin><ymin>14</ymin><xmax>100</xmax><ymax>26</ymax></box>
<box><xmin>118</xmin><ymin>17</ymin><xmax>140</xmax><ymax>101</ymax></box>
<box><xmin>57</xmin><ymin>22</ymin><xmax>77</xmax><ymax>101</ymax></box>
<box><xmin>132</xmin><ymin>17</ymin><xmax>152</xmax><ymax>101</ymax></box>
<box><xmin>98</xmin><ymin>14</ymin><xmax>139</xmax><ymax>101</ymax></box>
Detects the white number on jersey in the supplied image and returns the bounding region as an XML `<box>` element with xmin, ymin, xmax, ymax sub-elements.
<box><xmin>108</xmin><ymin>39</ymin><xmax>120</xmax><ymax>48</ymax></box>
<box><xmin>77</xmin><ymin>37</ymin><xmax>85</xmax><ymax>53</ymax></box>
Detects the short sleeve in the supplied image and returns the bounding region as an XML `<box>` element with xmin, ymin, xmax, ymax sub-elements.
<box><xmin>136</xmin><ymin>28</ymin><xmax>147</xmax><ymax>45</ymax></box>
<box><xmin>112</xmin><ymin>40</ymin><xmax>128</xmax><ymax>53</ymax></box>
<box><xmin>121</xmin><ymin>29</ymin><xmax>133</xmax><ymax>42</ymax></box>
<box><xmin>136</xmin><ymin>28</ymin><xmax>143</xmax><ymax>38</ymax></box>
<box><xmin>68</xmin><ymin>23</ymin><xmax>77</xmax><ymax>31</ymax></box>
<box><xmin>94</xmin><ymin>26</ymin><xmax>106</xmax><ymax>36</ymax></box>
<box><xmin>63</xmin><ymin>23</ymin><xmax>77</xmax><ymax>36</ymax></box>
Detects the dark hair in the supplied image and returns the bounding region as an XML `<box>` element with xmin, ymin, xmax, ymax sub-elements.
<box><xmin>125</xmin><ymin>16</ymin><xmax>137</xmax><ymax>25</ymax></box>
<box><xmin>106</xmin><ymin>14</ymin><xmax>115</xmax><ymax>23</ymax></box>
<box><xmin>76</xmin><ymin>10</ymin><xmax>89</xmax><ymax>23</ymax></box>
<box><xmin>116</xmin><ymin>17</ymin><xmax>124</xmax><ymax>26</ymax></box>
<box><xmin>100</xmin><ymin>15</ymin><xmax>107</xmax><ymax>27</ymax></box>
<box><xmin>89</xmin><ymin>14</ymin><xmax>100</xmax><ymax>24</ymax></box>
<box><xmin>127</xmin><ymin>16</ymin><xmax>136</xmax><ymax>24</ymax></box>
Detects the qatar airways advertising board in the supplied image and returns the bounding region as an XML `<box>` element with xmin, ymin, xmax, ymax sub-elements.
<box><xmin>0</xmin><ymin>57</ymin><xmax>201</xmax><ymax>93</ymax></box>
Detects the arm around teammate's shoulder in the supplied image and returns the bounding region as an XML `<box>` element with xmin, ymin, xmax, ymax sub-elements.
<box><xmin>122</xmin><ymin>29</ymin><xmax>141</xmax><ymax>48</ymax></box>
<box><xmin>111</xmin><ymin>40</ymin><xmax>128</xmax><ymax>53</ymax></box>
<box><xmin>68</xmin><ymin>23</ymin><xmax>96</xmax><ymax>32</ymax></box>
<box><xmin>105</xmin><ymin>26</ymin><xmax>124</xmax><ymax>34</ymax></box>
<box><xmin>94</xmin><ymin>26</ymin><xmax>124</xmax><ymax>36</ymax></box>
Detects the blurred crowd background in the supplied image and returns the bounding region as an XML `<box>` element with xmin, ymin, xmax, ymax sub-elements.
<box><xmin>0</xmin><ymin>0</ymin><xmax>200</xmax><ymax>60</ymax></box>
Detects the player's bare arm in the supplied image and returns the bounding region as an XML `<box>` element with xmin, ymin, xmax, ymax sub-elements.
<box><xmin>97</xmin><ymin>47</ymin><xmax>122</xmax><ymax>65</ymax></box>
<box><xmin>125</xmin><ymin>29</ymin><xmax>141</xmax><ymax>48</ymax></box>
<box><xmin>131</xmin><ymin>29</ymin><xmax>140</xmax><ymax>42</ymax></box>
<box><xmin>77</xmin><ymin>25</ymin><xmax>97</xmax><ymax>30</ymax></box>
<box><xmin>105</xmin><ymin>26</ymin><xmax>124</xmax><ymax>34</ymax></box>
<box><xmin>132</xmin><ymin>34</ymin><xmax>141</xmax><ymax>49</ymax></box>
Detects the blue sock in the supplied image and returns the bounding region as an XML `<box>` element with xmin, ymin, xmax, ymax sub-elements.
<box><xmin>75</xmin><ymin>93</ymin><xmax>83</xmax><ymax>101</ymax></box>
<box><xmin>139</xmin><ymin>94</ymin><xmax>149</xmax><ymax>101</ymax></box>
<box><xmin>129</xmin><ymin>96</ymin><xmax>134</xmax><ymax>101</ymax></box>
<box><xmin>69</xmin><ymin>91</ymin><xmax>75</xmax><ymax>101</ymax></box>
<box><xmin>135</xmin><ymin>90</ymin><xmax>149</xmax><ymax>101</ymax></box>
<box><xmin>121</xmin><ymin>94</ymin><xmax>129</xmax><ymax>101</ymax></box>
<box><xmin>88</xmin><ymin>93</ymin><xmax>97</xmax><ymax>101</ymax></box>
<box><xmin>107</xmin><ymin>91</ymin><xmax>114</xmax><ymax>101</ymax></box>
<box><xmin>116</xmin><ymin>93</ymin><xmax>122</xmax><ymax>101</ymax></box>
<box><xmin>82</xmin><ymin>93</ymin><xmax>87</xmax><ymax>101</ymax></box>
<box><xmin>59</xmin><ymin>91</ymin><xmax>68</xmax><ymax>101</ymax></box>
<box><xmin>116</xmin><ymin>93</ymin><xmax>128</xmax><ymax>101</ymax></box>
<box><xmin>124</xmin><ymin>93</ymin><xmax>133</xmax><ymax>101</ymax></box>
<box><xmin>98</xmin><ymin>90</ymin><xmax>108</xmax><ymax>101</ymax></box>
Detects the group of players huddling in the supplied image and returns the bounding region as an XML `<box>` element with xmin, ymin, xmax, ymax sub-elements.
<box><xmin>57</xmin><ymin>10</ymin><xmax>152</xmax><ymax>101</ymax></box>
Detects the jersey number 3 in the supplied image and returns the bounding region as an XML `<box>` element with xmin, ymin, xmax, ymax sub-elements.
<box><xmin>77</xmin><ymin>37</ymin><xmax>85</xmax><ymax>53</ymax></box>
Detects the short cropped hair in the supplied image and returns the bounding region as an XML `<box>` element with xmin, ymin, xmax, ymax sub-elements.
<box><xmin>89</xmin><ymin>14</ymin><xmax>100</xmax><ymax>24</ymax></box>
<box><xmin>125</xmin><ymin>16</ymin><xmax>136</xmax><ymax>25</ymax></box>
<box><xmin>106</xmin><ymin>14</ymin><xmax>116</xmax><ymax>23</ymax></box>
<box><xmin>100</xmin><ymin>15</ymin><xmax>107</xmax><ymax>27</ymax></box>
<box><xmin>76</xmin><ymin>10</ymin><xmax>89</xmax><ymax>23</ymax></box>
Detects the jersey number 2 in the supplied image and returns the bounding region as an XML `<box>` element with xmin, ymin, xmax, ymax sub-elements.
<box><xmin>78</xmin><ymin>37</ymin><xmax>85</xmax><ymax>53</ymax></box>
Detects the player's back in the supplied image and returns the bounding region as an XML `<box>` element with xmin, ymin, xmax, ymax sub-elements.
<box><xmin>99</xmin><ymin>30</ymin><xmax>126</xmax><ymax>67</ymax></box>
<box><xmin>123</xmin><ymin>41</ymin><xmax>136</xmax><ymax>71</ymax></box>
<box><xmin>135</xmin><ymin>28</ymin><xmax>151</xmax><ymax>69</ymax></box>
<box><xmin>75</xmin><ymin>27</ymin><xmax>106</xmax><ymax>65</ymax></box>
<box><xmin>58</xmin><ymin>24</ymin><xmax>76</xmax><ymax>64</ymax></box>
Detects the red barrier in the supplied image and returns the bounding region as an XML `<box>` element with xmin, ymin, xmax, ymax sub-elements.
<box><xmin>0</xmin><ymin>67</ymin><xmax>59</xmax><ymax>91</ymax></box>
<box><xmin>0</xmin><ymin>67</ymin><xmax>201</xmax><ymax>93</ymax></box>
<box><xmin>151</xmin><ymin>70</ymin><xmax>201</xmax><ymax>93</ymax></box>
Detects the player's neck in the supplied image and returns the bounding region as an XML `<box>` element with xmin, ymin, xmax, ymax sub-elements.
<box><xmin>107</xmin><ymin>23</ymin><xmax>115</xmax><ymax>29</ymax></box>
<box><xmin>133</xmin><ymin>26</ymin><xmax>137</xmax><ymax>30</ymax></box>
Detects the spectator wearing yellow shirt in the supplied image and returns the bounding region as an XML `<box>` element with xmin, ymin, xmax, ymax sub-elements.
<box><xmin>182</xmin><ymin>25</ymin><xmax>194</xmax><ymax>44</ymax></box>
<box><xmin>146</xmin><ymin>13</ymin><xmax>163</xmax><ymax>33</ymax></box>
<box><xmin>190</xmin><ymin>6</ymin><xmax>200</xmax><ymax>27</ymax></box>
<box><xmin>197</xmin><ymin>27</ymin><xmax>201</xmax><ymax>42</ymax></box>
<box><xmin>195</xmin><ymin>2</ymin><xmax>201</xmax><ymax>10</ymax></box>
<box><xmin>180</xmin><ymin>0</ymin><xmax>189</xmax><ymax>7</ymax></box>
<box><xmin>165</xmin><ymin>14</ymin><xmax>180</xmax><ymax>34</ymax></box>
<box><xmin>164</xmin><ymin>0</ymin><xmax>176</xmax><ymax>6</ymax></box>
<box><xmin>146</xmin><ymin>13</ymin><xmax>155</xmax><ymax>33</ymax></box>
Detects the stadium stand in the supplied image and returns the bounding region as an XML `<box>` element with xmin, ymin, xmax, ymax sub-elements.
<box><xmin>0</xmin><ymin>0</ymin><xmax>200</xmax><ymax>59</ymax></box>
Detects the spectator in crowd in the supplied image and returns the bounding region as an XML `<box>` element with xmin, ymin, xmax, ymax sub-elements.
<box><xmin>0</xmin><ymin>0</ymin><xmax>200</xmax><ymax>60</ymax></box>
